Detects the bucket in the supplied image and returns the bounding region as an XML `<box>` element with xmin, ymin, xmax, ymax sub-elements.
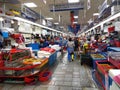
<box><xmin>2</xmin><ymin>32</ymin><xmax>9</xmax><ymax>38</ymax></box>
<box><xmin>108</xmin><ymin>26</ymin><xmax>115</xmax><ymax>33</ymax></box>
<box><xmin>24</xmin><ymin>77</ymin><xmax>35</xmax><ymax>84</ymax></box>
<box><xmin>39</xmin><ymin>71</ymin><xmax>52</xmax><ymax>82</ymax></box>
<box><xmin>115</xmin><ymin>40</ymin><xmax>120</xmax><ymax>47</ymax></box>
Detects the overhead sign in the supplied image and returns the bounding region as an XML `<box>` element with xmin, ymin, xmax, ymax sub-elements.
<box><xmin>0</xmin><ymin>0</ymin><xmax>20</xmax><ymax>4</ymax></box>
<box><xmin>21</xmin><ymin>5</ymin><xmax>43</xmax><ymax>22</ymax></box>
<box><xmin>50</xmin><ymin>2</ymin><xmax>84</xmax><ymax>12</ymax></box>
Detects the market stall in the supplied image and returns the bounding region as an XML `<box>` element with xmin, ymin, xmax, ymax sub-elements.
<box><xmin>109</xmin><ymin>69</ymin><xmax>120</xmax><ymax>90</ymax></box>
<box><xmin>92</xmin><ymin>47</ymin><xmax>120</xmax><ymax>90</ymax></box>
<box><xmin>90</xmin><ymin>53</ymin><xmax>107</xmax><ymax>69</ymax></box>
<box><xmin>0</xmin><ymin>49</ymin><xmax>49</xmax><ymax>83</ymax></box>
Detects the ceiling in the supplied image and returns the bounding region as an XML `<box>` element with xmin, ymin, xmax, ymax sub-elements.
<box><xmin>0</xmin><ymin>0</ymin><xmax>112</xmax><ymax>32</ymax></box>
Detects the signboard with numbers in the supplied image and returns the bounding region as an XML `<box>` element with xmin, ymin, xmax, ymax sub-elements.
<box><xmin>50</xmin><ymin>2</ymin><xmax>84</xmax><ymax>12</ymax></box>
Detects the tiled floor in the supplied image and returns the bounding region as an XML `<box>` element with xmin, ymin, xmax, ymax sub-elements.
<box><xmin>0</xmin><ymin>52</ymin><xmax>102</xmax><ymax>90</ymax></box>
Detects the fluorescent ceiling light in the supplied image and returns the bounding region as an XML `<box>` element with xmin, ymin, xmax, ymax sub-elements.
<box><xmin>11</xmin><ymin>20</ymin><xmax>14</xmax><ymax>24</ymax></box>
<box><xmin>42</xmin><ymin>19</ymin><xmax>46</xmax><ymax>25</ymax></box>
<box><xmin>43</xmin><ymin>0</ymin><xmax>47</xmax><ymax>4</ymax></box>
<box><xmin>93</xmin><ymin>13</ymin><xmax>99</xmax><ymax>16</ymax></box>
<box><xmin>73</xmin><ymin>21</ymin><xmax>78</xmax><ymax>24</ymax></box>
<box><xmin>24</xmin><ymin>2</ymin><xmax>37</xmax><ymax>8</ymax></box>
<box><xmin>0</xmin><ymin>17</ymin><xmax>4</xmax><ymax>21</ymax></box>
<box><xmin>45</xmin><ymin>17</ymin><xmax>53</xmax><ymax>20</ymax></box>
<box><xmin>74</xmin><ymin>16</ymin><xmax>78</xmax><ymax>18</ymax></box>
<box><xmin>54</xmin><ymin>22</ymin><xmax>59</xmax><ymax>25</ymax></box>
<box><xmin>68</xmin><ymin>0</ymin><xmax>79</xmax><ymax>3</ymax></box>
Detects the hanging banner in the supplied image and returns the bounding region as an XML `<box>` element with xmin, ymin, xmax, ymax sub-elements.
<box><xmin>58</xmin><ymin>14</ymin><xmax>61</xmax><ymax>22</ymax></box>
<box><xmin>43</xmin><ymin>0</ymin><xmax>46</xmax><ymax>4</ymax></box>
<box><xmin>87</xmin><ymin>0</ymin><xmax>91</xmax><ymax>10</ymax></box>
<box><xmin>68</xmin><ymin>24</ymin><xmax>80</xmax><ymax>35</ymax></box>
<box><xmin>99</xmin><ymin>0</ymin><xmax>108</xmax><ymax>17</ymax></box>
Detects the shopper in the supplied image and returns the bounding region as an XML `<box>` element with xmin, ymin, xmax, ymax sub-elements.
<box><xmin>74</xmin><ymin>37</ymin><xmax>79</xmax><ymax>58</ymax></box>
<box><xmin>83</xmin><ymin>39</ymin><xmax>90</xmax><ymax>54</ymax></box>
<box><xmin>67</xmin><ymin>37</ymin><xmax>75</xmax><ymax>62</ymax></box>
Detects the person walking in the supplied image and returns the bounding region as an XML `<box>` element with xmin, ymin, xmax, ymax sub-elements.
<box><xmin>67</xmin><ymin>38</ymin><xmax>75</xmax><ymax>62</ymax></box>
<box><xmin>74</xmin><ymin>37</ymin><xmax>79</xmax><ymax>59</ymax></box>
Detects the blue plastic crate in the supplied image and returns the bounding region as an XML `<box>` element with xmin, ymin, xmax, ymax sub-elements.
<box><xmin>2</xmin><ymin>32</ymin><xmax>9</xmax><ymax>38</ymax></box>
<box><xmin>48</xmin><ymin>51</ymin><xmax>57</xmax><ymax>66</ymax></box>
<box><xmin>27</xmin><ymin>43</ymin><xmax>40</xmax><ymax>50</ymax></box>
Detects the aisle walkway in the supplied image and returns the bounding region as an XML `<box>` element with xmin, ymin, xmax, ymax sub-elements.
<box><xmin>0</xmin><ymin>53</ymin><xmax>101</xmax><ymax>90</ymax></box>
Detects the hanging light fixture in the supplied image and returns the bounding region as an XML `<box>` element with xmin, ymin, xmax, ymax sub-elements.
<box><xmin>68</xmin><ymin>0</ymin><xmax>79</xmax><ymax>3</ymax></box>
<box><xmin>54</xmin><ymin>22</ymin><xmax>59</xmax><ymax>25</ymax></box>
<box><xmin>43</xmin><ymin>0</ymin><xmax>47</xmax><ymax>4</ymax></box>
<box><xmin>23</xmin><ymin>2</ymin><xmax>37</xmax><ymax>8</ymax></box>
<box><xmin>74</xmin><ymin>16</ymin><xmax>78</xmax><ymax>18</ymax></box>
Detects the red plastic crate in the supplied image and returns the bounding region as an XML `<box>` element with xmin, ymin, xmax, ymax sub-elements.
<box><xmin>11</xmin><ymin>34</ymin><xmax>21</xmax><ymax>39</ymax></box>
<box><xmin>95</xmin><ymin>71</ymin><xmax>105</xmax><ymax>90</ymax></box>
<box><xmin>115</xmin><ymin>40</ymin><xmax>120</xmax><ymax>47</ymax></box>
<box><xmin>39</xmin><ymin>71</ymin><xmax>52</xmax><ymax>82</ymax></box>
<box><xmin>108</xmin><ymin>26</ymin><xmax>115</xmax><ymax>33</ymax></box>
<box><xmin>0</xmin><ymin>61</ymin><xmax>4</xmax><ymax>67</ymax></box>
<box><xmin>96</xmin><ymin>61</ymin><xmax>116</xmax><ymax>74</ymax></box>
<box><xmin>24</xmin><ymin>77</ymin><xmax>35</xmax><ymax>83</ymax></box>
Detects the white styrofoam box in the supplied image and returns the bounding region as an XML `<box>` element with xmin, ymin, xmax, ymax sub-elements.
<box><xmin>2</xmin><ymin>27</ymin><xmax>14</xmax><ymax>34</ymax></box>
<box><xmin>57</xmin><ymin>52</ymin><xmax>61</xmax><ymax>58</ymax></box>
<box><xmin>109</xmin><ymin>69</ymin><xmax>120</xmax><ymax>90</ymax></box>
<box><xmin>18</xmin><ymin>43</ymin><xmax>26</xmax><ymax>49</ymax></box>
<box><xmin>37</xmin><ymin>51</ymin><xmax>51</xmax><ymax>58</ymax></box>
<box><xmin>18</xmin><ymin>22</ymin><xmax>32</xmax><ymax>33</ymax></box>
<box><xmin>104</xmin><ymin>26</ymin><xmax>108</xmax><ymax>33</ymax></box>
<box><xmin>50</xmin><ymin>45</ymin><xmax>61</xmax><ymax>51</ymax></box>
<box><xmin>109</xmin><ymin>69</ymin><xmax>120</xmax><ymax>79</ymax></box>
<box><xmin>115</xmin><ymin>21</ymin><xmax>120</xmax><ymax>31</ymax></box>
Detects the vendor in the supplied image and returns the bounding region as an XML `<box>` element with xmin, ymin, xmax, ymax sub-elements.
<box><xmin>83</xmin><ymin>40</ymin><xmax>90</xmax><ymax>54</ymax></box>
